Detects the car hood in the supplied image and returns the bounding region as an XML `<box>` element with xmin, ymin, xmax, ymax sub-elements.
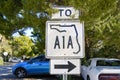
<box><xmin>96</xmin><ymin>66</ymin><xmax>120</xmax><ymax>73</ymax></box>
<box><xmin>12</xmin><ymin>61</ymin><xmax>28</xmax><ymax>68</ymax></box>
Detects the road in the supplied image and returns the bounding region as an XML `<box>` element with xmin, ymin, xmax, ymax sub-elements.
<box><xmin>0</xmin><ymin>62</ymin><xmax>59</xmax><ymax>80</ymax></box>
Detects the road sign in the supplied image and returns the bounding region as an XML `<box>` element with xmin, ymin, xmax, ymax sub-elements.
<box><xmin>50</xmin><ymin>59</ymin><xmax>80</xmax><ymax>74</ymax></box>
<box><xmin>51</xmin><ymin>7</ymin><xmax>79</xmax><ymax>19</ymax></box>
<box><xmin>46</xmin><ymin>20</ymin><xmax>85</xmax><ymax>58</ymax></box>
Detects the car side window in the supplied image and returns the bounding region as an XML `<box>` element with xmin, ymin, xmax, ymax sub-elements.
<box><xmin>31</xmin><ymin>58</ymin><xmax>40</xmax><ymax>62</ymax></box>
<box><xmin>30</xmin><ymin>55</ymin><xmax>49</xmax><ymax>62</ymax></box>
<box><xmin>96</xmin><ymin>60</ymin><xmax>120</xmax><ymax>66</ymax></box>
<box><xmin>30</xmin><ymin>56</ymin><xmax>43</xmax><ymax>62</ymax></box>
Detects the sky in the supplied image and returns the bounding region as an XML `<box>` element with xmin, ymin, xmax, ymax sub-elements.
<box><xmin>12</xmin><ymin>28</ymin><xmax>33</xmax><ymax>37</ymax></box>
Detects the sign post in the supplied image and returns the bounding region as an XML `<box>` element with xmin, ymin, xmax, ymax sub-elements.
<box><xmin>63</xmin><ymin>74</ymin><xmax>67</xmax><ymax>80</ymax></box>
<box><xmin>46</xmin><ymin>6</ymin><xmax>84</xmax><ymax>80</ymax></box>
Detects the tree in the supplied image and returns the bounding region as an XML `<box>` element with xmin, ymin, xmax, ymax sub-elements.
<box><xmin>0</xmin><ymin>0</ymin><xmax>23</xmax><ymax>36</ymax></box>
<box><xmin>10</xmin><ymin>36</ymin><xmax>34</xmax><ymax>57</ymax></box>
<box><xmin>0</xmin><ymin>0</ymin><xmax>50</xmax><ymax>37</ymax></box>
<box><xmin>0</xmin><ymin>0</ymin><xmax>50</xmax><ymax>55</ymax></box>
<box><xmin>68</xmin><ymin>0</ymin><xmax>120</xmax><ymax>59</ymax></box>
<box><xmin>0</xmin><ymin>34</ymin><xmax>12</xmax><ymax>56</ymax></box>
<box><xmin>0</xmin><ymin>0</ymin><xmax>120</xmax><ymax>59</ymax></box>
<box><xmin>31</xmin><ymin>28</ymin><xmax>45</xmax><ymax>54</ymax></box>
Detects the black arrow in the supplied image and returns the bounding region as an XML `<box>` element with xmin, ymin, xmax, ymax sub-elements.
<box><xmin>54</xmin><ymin>61</ymin><xmax>76</xmax><ymax>72</ymax></box>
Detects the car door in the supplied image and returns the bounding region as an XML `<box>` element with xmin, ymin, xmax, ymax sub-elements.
<box><xmin>26</xmin><ymin>56</ymin><xmax>41</xmax><ymax>74</ymax></box>
<box><xmin>38</xmin><ymin>58</ymin><xmax>49</xmax><ymax>74</ymax></box>
<box><xmin>26</xmin><ymin>55</ymin><xmax>49</xmax><ymax>74</ymax></box>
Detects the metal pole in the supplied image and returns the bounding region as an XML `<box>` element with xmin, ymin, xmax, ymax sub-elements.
<box><xmin>63</xmin><ymin>74</ymin><xmax>67</xmax><ymax>80</ymax></box>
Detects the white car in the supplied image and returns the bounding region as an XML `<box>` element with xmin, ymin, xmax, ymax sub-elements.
<box><xmin>81</xmin><ymin>58</ymin><xmax>120</xmax><ymax>80</ymax></box>
<box><xmin>9</xmin><ymin>57</ymin><xmax>21</xmax><ymax>63</ymax></box>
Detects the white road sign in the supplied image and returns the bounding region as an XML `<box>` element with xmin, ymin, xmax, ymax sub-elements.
<box><xmin>50</xmin><ymin>59</ymin><xmax>80</xmax><ymax>74</ymax></box>
<box><xmin>46</xmin><ymin>20</ymin><xmax>85</xmax><ymax>58</ymax></box>
<box><xmin>51</xmin><ymin>7</ymin><xmax>79</xmax><ymax>19</ymax></box>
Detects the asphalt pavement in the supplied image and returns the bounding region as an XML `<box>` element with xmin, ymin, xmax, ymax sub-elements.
<box><xmin>0</xmin><ymin>62</ymin><xmax>58</xmax><ymax>80</ymax></box>
<box><xmin>0</xmin><ymin>62</ymin><xmax>81</xmax><ymax>80</ymax></box>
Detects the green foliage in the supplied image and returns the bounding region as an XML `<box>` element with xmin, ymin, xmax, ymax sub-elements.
<box><xmin>0</xmin><ymin>0</ymin><xmax>22</xmax><ymax>36</ymax></box>
<box><xmin>10</xmin><ymin>36</ymin><xmax>34</xmax><ymax>57</ymax></box>
<box><xmin>0</xmin><ymin>0</ymin><xmax>50</xmax><ymax>37</ymax></box>
<box><xmin>32</xmin><ymin>28</ymin><xmax>46</xmax><ymax>54</ymax></box>
<box><xmin>0</xmin><ymin>34</ymin><xmax>12</xmax><ymax>55</ymax></box>
<box><xmin>0</xmin><ymin>56</ymin><xmax>3</xmax><ymax>65</ymax></box>
<box><xmin>0</xmin><ymin>0</ymin><xmax>120</xmax><ymax>59</ymax></box>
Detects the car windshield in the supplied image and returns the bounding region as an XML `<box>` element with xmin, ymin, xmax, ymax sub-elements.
<box><xmin>96</xmin><ymin>60</ymin><xmax>120</xmax><ymax>66</ymax></box>
<box><xmin>28</xmin><ymin>55</ymin><xmax>49</xmax><ymax>62</ymax></box>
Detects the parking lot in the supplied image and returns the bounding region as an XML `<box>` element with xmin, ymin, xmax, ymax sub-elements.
<box><xmin>0</xmin><ymin>62</ymin><xmax>81</xmax><ymax>80</ymax></box>
<box><xmin>0</xmin><ymin>62</ymin><xmax>59</xmax><ymax>80</ymax></box>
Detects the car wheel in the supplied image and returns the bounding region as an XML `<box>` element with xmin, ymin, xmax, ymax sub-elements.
<box><xmin>87</xmin><ymin>76</ymin><xmax>90</xmax><ymax>80</ymax></box>
<box><xmin>15</xmin><ymin>68</ymin><xmax>27</xmax><ymax>78</ymax></box>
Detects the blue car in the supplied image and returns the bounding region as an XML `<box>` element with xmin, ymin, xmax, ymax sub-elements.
<box><xmin>12</xmin><ymin>55</ymin><xmax>49</xmax><ymax>78</ymax></box>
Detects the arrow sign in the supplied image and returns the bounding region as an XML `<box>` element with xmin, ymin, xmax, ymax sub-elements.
<box><xmin>51</xmin><ymin>59</ymin><xmax>80</xmax><ymax>74</ymax></box>
<box><xmin>54</xmin><ymin>61</ymin><xmax>76</xmax><ymax>72</ymax></box>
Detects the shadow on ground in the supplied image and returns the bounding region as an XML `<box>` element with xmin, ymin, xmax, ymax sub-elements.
<box><xmin>0</xmin><ymin>75</ymin><xmax>82</xmax><ymax>80</ymax></box>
